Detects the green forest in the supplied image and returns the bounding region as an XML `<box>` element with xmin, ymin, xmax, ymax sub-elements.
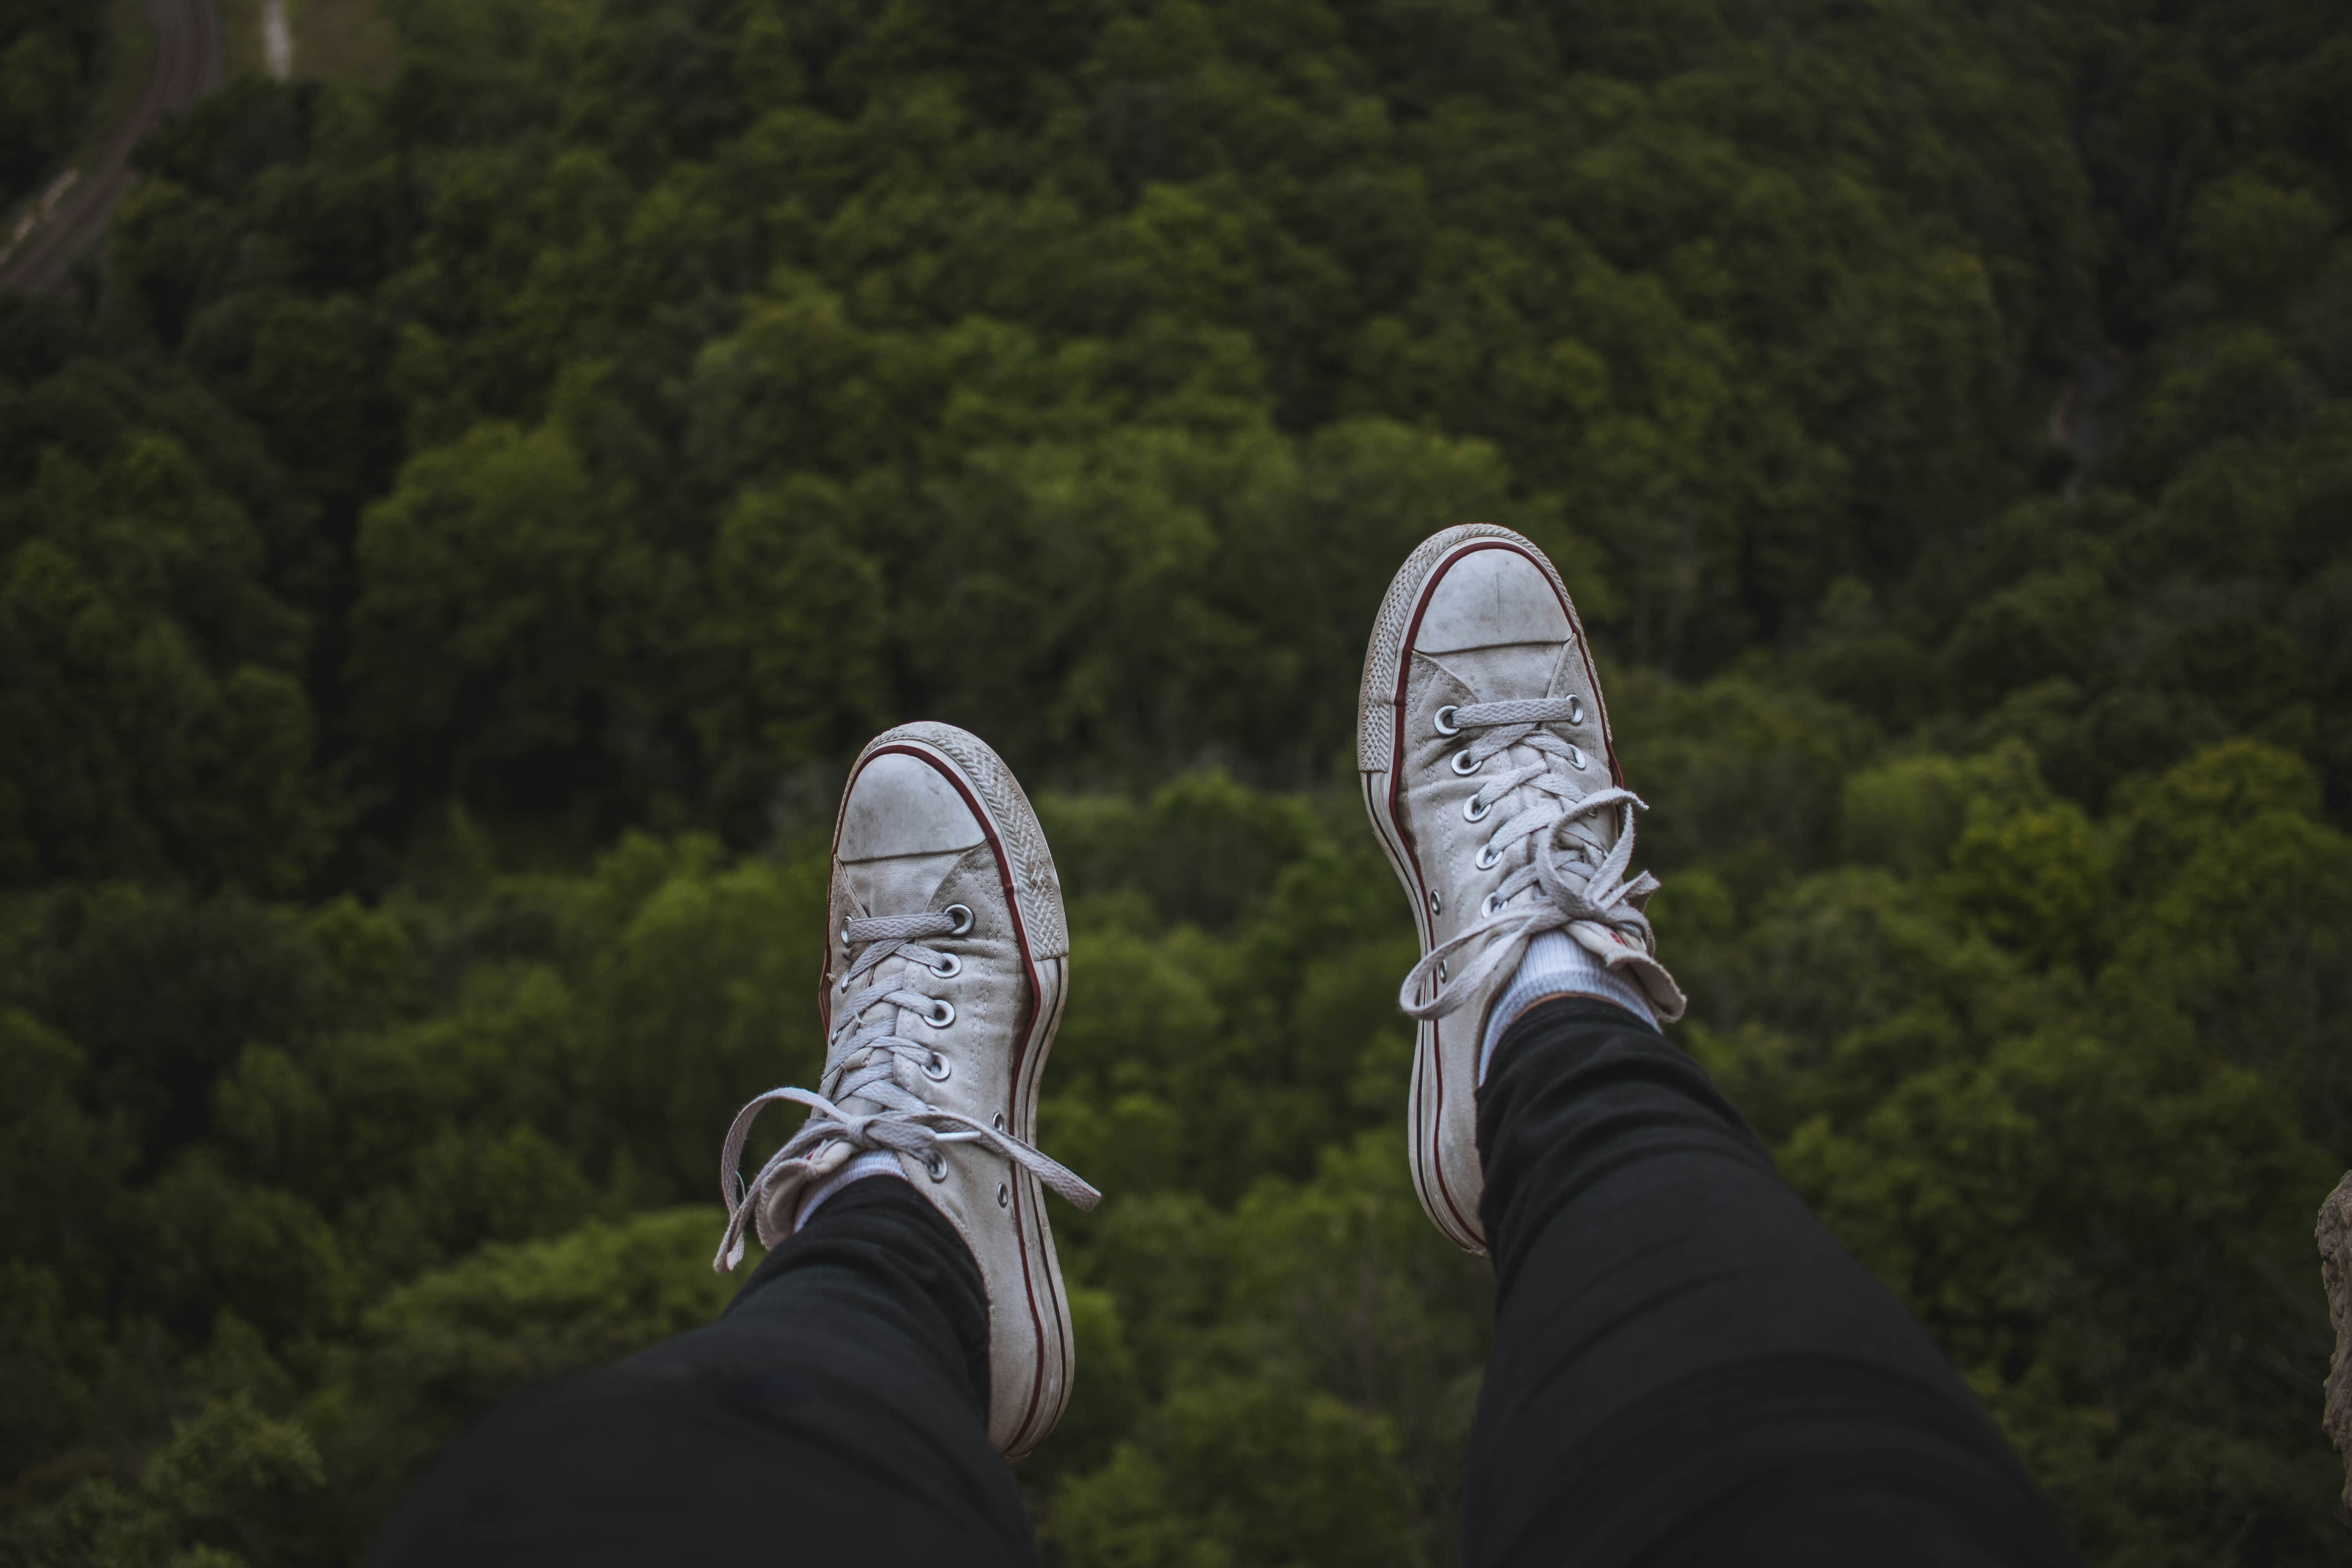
<box><xmin>2</xmin><ymin>0</ymin><xmax>2350</xmax><ymax>1561</ymax></box>
<box><xmin>0</xmin><ymin>1</ymin><xmax>104</xmax><ymax>205</ymax></box>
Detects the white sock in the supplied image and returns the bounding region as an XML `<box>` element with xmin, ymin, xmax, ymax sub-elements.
<box><xmin>1479</xmin><ymin>930</ymin><xmax>1660</xmax><ymax>1083</ymax></box>
<box><xmin>793</xmin><ymin>1149</ymin><xmax>907</xmax><ymax>1230</ymax></box>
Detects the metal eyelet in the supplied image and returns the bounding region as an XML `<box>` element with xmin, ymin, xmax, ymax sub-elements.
<box><xmin>1463</xmin><ymin>795</ymin><xmax>1493</xmax><ymax>823</ymax></box>
<box><xmin>1568</xmin><ymin>744</ymin><xmax>1587</xmax><ymax>770</ymax></box>
<box><xmin>838</xmin><ymin>922</ymin><xmax>851</xmax><ymax>952</ymax></box>
<box><xmin>944</xmin><ymin>904</ymin><xmax>974</xmax><ymax>935</ymax></box>
<box><xmin>1475</xmin><ymin>842</ymin><xmax>1500</xmax><ymax>870</ymax></box>
<box><xmin>1436</xmin><ymin>958</ymin><xmax>1449</xmax><ymax>982</ymax></box>
<box><xmin>991</xmin><ymin>1112</ymin><xmax>1005</xmax><ymax>1131</ymax></box>
<box><xmin>997</xmin><ymin>1183</ymin><xmax>1010</xmax><ymax>1209</ymax></box>
<box><xmin>1567</xmin><ymin>695</ymin><xmax>1585</xmax><ymax>724</ymax></box>
<box><xmin>923</xmin><ymin>1051</ymin><xmax>951</xmax><ymax>1081</ymax></box>
<box><xmin>926</xmin><ymin>999</ymin><xmax>956</xmax><ymax>1028</ymax></box>
<box><xmin>837</xmin><ymin>975</ymin><xmax>849</xmax><ymax>994</ymax></box>
<box><xmin>930</xmin><ymin>953</ymin><xmax>962</xmax><ymax>979</ymax></box>
<box><xmin>1450</xmin><ymin>750</ymin><xmax>1482</xmax><ymax>776</ymax></box>
<box><xmin>1434</xmin><ymin>705</ymin><xmax>1461</xmax><ymax>736</ymax></box>
<box><xmin>1482</xmin><ymin>892</ymin><xmax>1504</xmax><ymax>917</ymax></box>
<box><xmin>1428</xmin><ymin>889</ymin><xmax>1441</xmax><ymax>915</ymax></box>
<box><xmin>924</xmin><ymin>1152</ymin><xmax>947</xmax><ymax>1182</ymax></box>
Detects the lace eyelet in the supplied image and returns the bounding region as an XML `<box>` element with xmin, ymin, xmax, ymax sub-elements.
<box><xmin>1475</xmin><ymin>842</ymin><xmax>1500</xmax><ymax>871</ymax></box>
<box><xmin>1436</xmin><ymin>958</ymin><xmax>1449</xmax><ymax>982</ymax></box>
<box><xmin>930</xmin><ymin>953</ymin><xmax>962</xmax><ymax>979</ymax></box>
<box><xmin>924</xmin><ymin>1152</ymin><xmax>947</xmax><ymax>1182</ymax></box>
<box><xmin>1568</xmin><ymin>744</ymin><xmax>1587</xmax><ymax>770</ymax></box>
<box><xmin>944</xmin><ymin>904</ymin><xmax>974</xmax><ymax>935</ymax></box>
<box><xmin>1427</xmin><ymin>889</ymin><xmax>1441</xmax><ymax>915</ymax></box>
<box><xmin>1567</xmin><ymin>695</ymin><xmax>1585</xmax><ymax>725</ymax></box>
<box><xmin>837</xmin><ymin>975</ymin><xmax>848</xmax><ymax>994</ymax></box>
<box><xmin>991</xmin><ymin>1112</ymin><xmax>1005</xmax><ymax>1131</ymax></box>
<box><xmin>1450</xmin><ymin>749</ymin><xmax>1482</xmax><ymax>776</ymax></box>
<box><xmin>1482</xmin><ymin>892</ymin><xmax>1504</xmax><ymax>917</ymax></box>
<box><xmin>1463</xmin><ymin>795</ymin><xmax>1493</xmax><ymax>823</ymax></box>
<box><xmin>926</xmin><ymin>999</ymin><xmax>956</xmax><ymax>1028</ymax></box>
<box><xmin>1434</xmin><ymin>704</ymin><xmax>1461</xmax><ymax>737</ymax></box>
<box><xmin>997</xmin><ymin>1183</ymin><xmax>1010</xmax><ymax>1209</ymax></box>
<box><xmin>923</xmin><ymin>1052</ymin><xmax>952</xmax><ymax>1082</ymax></box>
<box><xmin>839</xmin><ymin>921</ymin><xmax>851</xmax><ymax>952</ymax></box>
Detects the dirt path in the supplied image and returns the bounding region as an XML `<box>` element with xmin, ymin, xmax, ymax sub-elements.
<box><xmin>0</xmin><ymin>0</ymin><xmax>221</xmax><ymax>298</ymax></box>
<box><xmin>264</xmin><ymin>0</ymin><xmax>292</xmax><ymax>78</ymax></box>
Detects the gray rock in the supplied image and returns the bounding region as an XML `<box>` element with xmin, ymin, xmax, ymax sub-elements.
<box><xmin>2317</xmin><ymin>1172</ymin><xmax>2352</xmax><ymax>1510</ymax></box>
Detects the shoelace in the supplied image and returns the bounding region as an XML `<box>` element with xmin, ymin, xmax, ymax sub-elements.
<box><xmin>1398</xmin><ymin>698</ymin><xmax>1662</xmax><ymax>1021</ymax></box>
<box><xmin>713</xmin><ymin>909</ymin><xmax>1099</xmax><ymax>1272</ymax></box>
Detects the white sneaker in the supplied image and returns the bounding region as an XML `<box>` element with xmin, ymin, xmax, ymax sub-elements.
<box><xmin>1358</xmin><ymin>526</ymin><xmax>1684</xmax><ymax>1255</ymax></box>
<box><xmin>712</xmin><ymin>722</ymin><xmax>1098</xmax><ymax>1457</ymax></box>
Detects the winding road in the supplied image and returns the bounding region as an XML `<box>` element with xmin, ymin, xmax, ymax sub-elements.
<box><xmin>0</xmin><ymin>0</ymin><xmax>221</xmax><ymax>297</ymax></box>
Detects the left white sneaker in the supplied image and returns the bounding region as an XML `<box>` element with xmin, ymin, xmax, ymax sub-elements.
<box><xmin>1358</xmin><ymin>526</ymin><xmax>1684</xmax><ymax>1256</ymax></box>
<box><xmin>713</xmin><ymin>722</ymin><xmax>1098</xmax><ymax>1457</ymax></box>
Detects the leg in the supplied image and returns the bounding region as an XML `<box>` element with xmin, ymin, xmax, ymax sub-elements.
<box><xmin>371</xmin><ymin>1178</ymin><xmax>1035</xmax><ymax>1567</ymax></box>
<box><xmin>1356</xmin><ymin>527</ymin><xmax>2078</xmax><ymax>1565</ymax></box>
<box><xmin>1465</xmin><ymin>998</ymin><xmax>2080</xmax><ymax>1568</ymax></box>
<box><xmin>377</xmin><ymin>722</ymin><xmax>1099</xmax><ymax>1564</ymax></box>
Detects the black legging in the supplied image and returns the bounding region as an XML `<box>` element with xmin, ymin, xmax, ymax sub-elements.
<box><xmin>371</xmin><ymin>998</ymin><xmax>2080</xmax><ymax>1566</ymax></box>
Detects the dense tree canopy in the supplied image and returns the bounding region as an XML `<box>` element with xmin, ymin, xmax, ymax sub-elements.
<box><xmin>3</xmin><ymin>0</ymin><xmax>2351</xmax><ymax>1563</ymax></box>
<box><xmin>0</xmin><ymin>0</ymin><xmax>103</xmax><ymax>205</ymax></box>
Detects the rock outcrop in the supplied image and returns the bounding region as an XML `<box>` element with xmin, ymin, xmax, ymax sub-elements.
<box><xmin>2317</xmin><ymin>1173</ymin><xmax>2352</xmax><ymax>1510</ymax></box>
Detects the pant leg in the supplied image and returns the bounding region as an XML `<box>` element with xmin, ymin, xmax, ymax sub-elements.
<box><xmin>1464</xmin><ymin>998</ymin><xmax>2081</xmax><ymax>1568</ymax></box>
<box><xmin>370</xmin><ymin>1178</ymin><xmax>1036</xmax><ymax>1567</ymax></box>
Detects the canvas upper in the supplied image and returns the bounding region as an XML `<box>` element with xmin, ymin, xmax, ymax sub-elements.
<box><xmin>1359</xmin><ymin>526</ymin><xmax>1683</xmax><ymax>1255</ymax></box>
<box><xmin>713</xmin><ymin>722</ymin><xmax>1095</xmax><ymax>1457</ymax></box>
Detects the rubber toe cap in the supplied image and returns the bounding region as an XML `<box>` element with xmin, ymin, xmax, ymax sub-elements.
<box><xmin>838</xmin><ymin>752</ymin><xmax>987</xmax><ymax>861</ymax></box>
<box><xmin>1414</xmin><ymin>545</ymin><xmax>1571</xmax><ymax>653</ymax></box>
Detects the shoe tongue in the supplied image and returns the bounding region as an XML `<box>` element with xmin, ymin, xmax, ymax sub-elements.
<box><xmin>829</xmin><ymin>951</ymin><xmax>925</xmax><ymax>1099</ymax></box>
<box><xmin>840</xmin><ymin>849</ymin><xmax>968</xmax><ymax>920</ymax></box>
<box><xmin>1430</xmin><ymin>642</ymin><xmax>1561</xmax><ymax>697</ymax></box>
<box><xmin>1466</xmin><ymin>655</ymin><xmax>1609</xmax><ymax>867</ymax></box>
<box><xmin>1495</xmin><ymin>742</ymin><xmax>1609</xmax><ymax>867</ymax></box>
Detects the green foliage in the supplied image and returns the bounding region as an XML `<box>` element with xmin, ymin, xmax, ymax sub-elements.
<box><xmin>0</xmin><ymin>435</ymin><xmax>323</xmax><ymax>889</ymax></box>
<box><xmin>4</xmin><ymin>0</ymin><xmax>2352</xmax><ymax>1563</ymax></box>
<box><xmin>298</xmin><ymin>1208</ymin><xmax>739</xmax><ymax>1539</ymax></box>
<box><xmin>0</xmin><ymin>1</ymin><xmax>102</xmax><ymax>204</ymax></box>
<box><xmin>0</xmin><ymin>1394</ymin><xmax>321</xmax><ymax>1568</ymax></box>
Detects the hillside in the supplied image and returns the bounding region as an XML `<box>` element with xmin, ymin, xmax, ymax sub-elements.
<box><xmin>2</xmin><ymin>1</ymin><xmax>2350</xmax><ymax>1563</ymax></box>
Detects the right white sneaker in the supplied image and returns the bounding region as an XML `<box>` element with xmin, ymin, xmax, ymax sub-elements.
<box><xmin>1358</xmin><ymin>526</ymin><xmax>1684</xmax><ymax>1255</ymax></box>
<box><xmin>713</xmin><ymin>722</ymin><xmax>1098</xmax><ymax>1458</ymax></box>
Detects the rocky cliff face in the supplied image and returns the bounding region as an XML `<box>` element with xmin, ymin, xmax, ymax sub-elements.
<box><xmin>2318</xmin><ymin>1175</ymin><xmax>2352</xmax><ymax>1509</ymax></box>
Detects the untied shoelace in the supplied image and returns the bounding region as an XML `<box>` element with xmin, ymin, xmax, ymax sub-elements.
<box><xmin>1397</xmin><ymin>697</ymin><xmax>1670</xmax><ymax>1021</ymax></box>
<box><xmin>713</xmin><ymin>908</ymin><xmax>1099</xmax><ymax>1272</ymax></box>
